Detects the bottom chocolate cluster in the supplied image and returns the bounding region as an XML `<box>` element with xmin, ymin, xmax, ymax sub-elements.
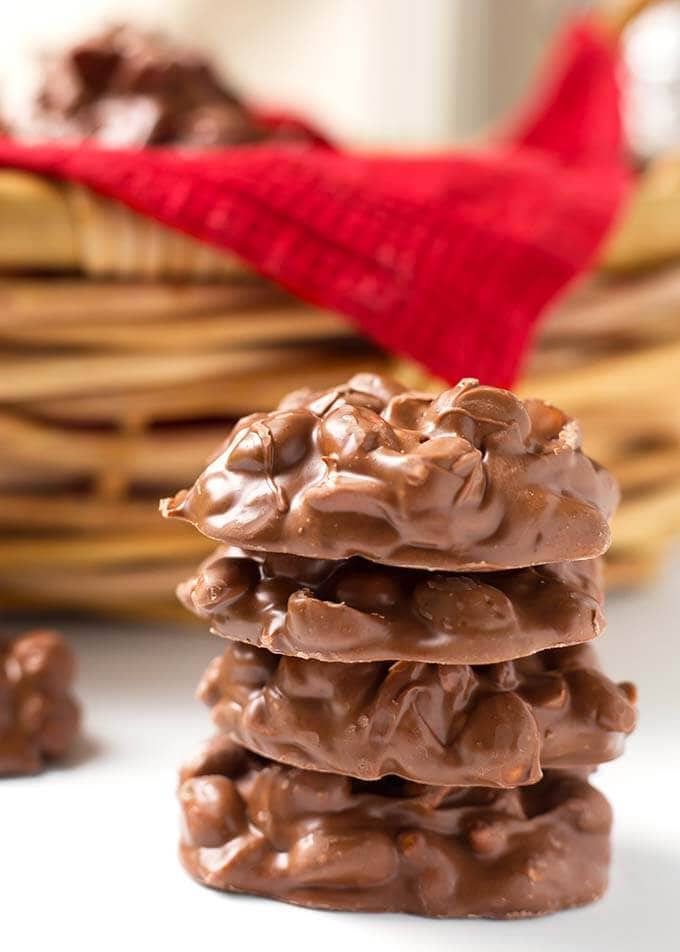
<box><xmin>179</xmin><ymin>735</ymin><xmax>611</xmax><ymax>919</ymax></box>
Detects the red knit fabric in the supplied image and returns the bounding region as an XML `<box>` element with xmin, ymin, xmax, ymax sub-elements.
<box><xmin>0</xmin><ymin>19</ymin><xmax>630</xmax><ymax>386</ymax></box>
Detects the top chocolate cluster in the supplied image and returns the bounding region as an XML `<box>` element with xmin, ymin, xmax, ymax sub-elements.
<box><xmin>162</xmin><ymin>374</ymin><xmax>617</xmax><ymax>571</ymax></box>
<box><xmin>28</xmin><ymin>24</ymin><xmax>302</xmax><ymax>147</ymax></box>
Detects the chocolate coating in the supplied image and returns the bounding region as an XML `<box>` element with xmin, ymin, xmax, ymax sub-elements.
<box><xmin>179</xmin><ymin>736</ymin><xmax>612</xmax><ymax>918</ymax></box>
<box><xmin>179</xmin><ymin>546</ymin><xmax>605</xmax><ymax>664</ymax></box>
<box><xmin>199</xmin><ymin>642</ymin><xmax>636</xmax><ymax>787</ymax></box>
<box><xmin>30</xmin><ymin>25</ymin><xmax>301</xmax><ymax>147</ymax></box>
<box><xmin>0</xmin><ymin>630</ymin><xmax>80</xmax><ymax>776</ymax></box>
<box><xmin>162</xmin><ymin>375</ymin><xmax>618</xmax><ymax>571</ymax></box>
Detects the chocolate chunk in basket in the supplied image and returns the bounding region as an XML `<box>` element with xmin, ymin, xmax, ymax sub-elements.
<box><xmin>28</xmin><ymin>23</ymin><xmax>306</xmax><ymax>147</ymax></box>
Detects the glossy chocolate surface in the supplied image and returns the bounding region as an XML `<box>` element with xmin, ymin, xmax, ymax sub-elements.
<box><xmin>179</xmin><ymin>735</ymin><xmax>612</xmax><ymax>918</ymax></box>
<box><xmin>162</xmin><ymin>374</ymin><xmax>618</xmax><ymax>571</ymax></box>
<box><xmin>0</xmin><ymin>630</ymin><xmax>80</xmax><ymax>775</ymax></box>
<box><xmin>179</xmin><ymin>546</ymin><xmax>605</xmax><ymax>664</ymax></box>
<box><xmin>199</xmin><ymin>642</ymin><xmax>636</xmax><ymax>787</ymax></box>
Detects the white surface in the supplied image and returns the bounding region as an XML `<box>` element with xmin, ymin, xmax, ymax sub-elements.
<box><xmin>2</xmin><ymin>557</ymin><xmax>680</xmax><ymax>952</ymax></box>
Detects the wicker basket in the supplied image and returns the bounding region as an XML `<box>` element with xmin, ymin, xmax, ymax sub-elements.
<box><xmin>1</xmin><ymin>0</ymin><xmax>677</xmax><ymax>618</ymax></box>
<box><xmin>1</xmin><ymin>237</ymin><xmax>678</xmax><ymax>618</ymax></box>
<box><xmin>0</xmin><ymin>267</ymin><xmax>394</xmax><ymax>618</ymax></box>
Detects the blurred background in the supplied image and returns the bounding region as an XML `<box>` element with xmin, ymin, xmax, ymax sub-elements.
<box><xmin>1</xmin><ymin>4</ymin><xmax>679</xmax><ymax>946</ymax></box>
<box><xmin>1</xmin><ymin>0</ymin><xmax>679</xmax><ymax>153</ymax></box>
<box><xmin>0</xmin><ymin>0</ymin><xmax>680</xmax><ymax>617</ymax></box>
<box><xmin>2</xmin><ymin>0</ymin><xmax>584</xmax><ymax>145</ymax></box>
<box><xmin>0</xmin><ymin>0</ymin><xmax>642</xmax><ymax>145</ymax></box>
<box><xmin>0</xmin><ymin>0</ymin><xmax>679</xmax><ymax>618</ymax></box>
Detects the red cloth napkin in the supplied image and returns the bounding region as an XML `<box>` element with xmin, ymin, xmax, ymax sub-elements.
<box><xmin>0</xmin><ymin>19</ymin><xmax>630</xmax><ymax>386</ymax></box>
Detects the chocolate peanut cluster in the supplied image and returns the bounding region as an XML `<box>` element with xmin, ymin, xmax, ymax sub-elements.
<box><xmin>163</xmin><ymin>374</ymin><xmax>617</xmax><ymax>570</ymax></box>
<box><xmin>198</xmin><ymin>641</ymin><xmax>635</xmax><ymax>788</ymax></box>
<box><xmin>179</xmin><ymin>547</ymin><xmax>605</xmax><ymax>663</ymax></box>
<box><xmin>165</xmin><ymin>375</ymin><xmax>636</xmax><ymax>918</ymax></box>
<box><xmin>0</xmin><ymin>630</ymin><xmax>80</xmax><ymax>775</ymax></box>
<box><xmin>179</xmin><ymin>735</ymin><xmax>612</xmax><ymax>918</ymax></box>
<box><xmin>27</xmin><ymin>25</ymin><xmax>310</xmax><ymax>148</ymax></box>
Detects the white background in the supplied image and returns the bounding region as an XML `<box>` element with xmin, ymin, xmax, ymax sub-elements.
<box><xmin>2</xmin><ymin>555</ymin><xmax>678</xmax><ymax>952</ymax></box>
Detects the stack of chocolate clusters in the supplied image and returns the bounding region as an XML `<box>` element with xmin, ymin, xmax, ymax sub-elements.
<box><xmin>163</xmin><ymin>374</ymin><xmax>636</xmax><ymax>918</ymax></box>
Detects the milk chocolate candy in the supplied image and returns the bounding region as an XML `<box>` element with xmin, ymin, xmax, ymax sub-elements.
<box><xmin>0</xmin><ymin>630</ymin><xmax>80</xmax><ymax>775</ymax></box>
<box><xmin>162</xmin><ymin>375</ymin><xmax>618</xmax><ymax>571</ymax></box>
<box><xmin>178</xmin><ymin>735</ymin><xmax>612</xmax><ymax>918</ymax></box>
<box><xmin>29</xmin><ymin>25</ymin><xmax>293</xmax><ymax>147</ymax></box>
<box><xmin>199</xmin><ymin>642</ymin><xmax>636</xmax><ymax>787</ymax></box>
<box><xmin>179</xmin><ymin>546</ymin><xmax>605</xmax><ymax>664</ymax></box>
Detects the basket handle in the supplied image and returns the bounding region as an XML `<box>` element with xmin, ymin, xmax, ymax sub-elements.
<box><xmin>593</xmin><ymin>0</ymin><xmax>665</xmax><ymax>40</ymax></box>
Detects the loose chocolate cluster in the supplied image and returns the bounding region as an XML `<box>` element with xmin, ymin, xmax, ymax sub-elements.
<box><xmin>0</xmin><ymin>630</ymin><xmax>80</xmax><ymax>775</ymax></box>
<box><xmin>165</xmin><ymin>374</ymin><xmax>636</xmax><ymax>918</ymax></box>
<box><xmin>27</xmin><ymin>25</ymin><xmax>308</xmax><ymax>148</ymax></box>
